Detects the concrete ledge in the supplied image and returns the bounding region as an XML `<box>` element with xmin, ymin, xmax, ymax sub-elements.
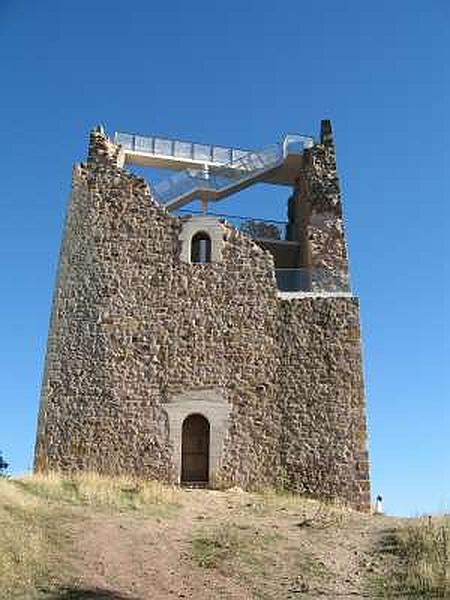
<box><xmin>278</xmin><ymin>291</ymin><xmax>354</xmax><ymax>299</ymax></box>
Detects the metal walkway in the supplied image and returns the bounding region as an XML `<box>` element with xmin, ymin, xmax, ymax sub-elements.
<box><xmin>114</xmin><ymin>132</ymin><xmax>315</xmax><ymax>211</ymax></box>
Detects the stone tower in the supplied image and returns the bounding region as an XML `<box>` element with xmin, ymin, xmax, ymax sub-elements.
<box><xmin>34</xmin><ymin>120</ymin><xmax>371</xmax><ymax>511</ymax></box>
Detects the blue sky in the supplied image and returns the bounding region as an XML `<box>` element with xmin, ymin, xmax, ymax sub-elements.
<box><xmin>0</xmin><ymin>0</ymin><xmax>448</xmax><ymax>516</ymax></box>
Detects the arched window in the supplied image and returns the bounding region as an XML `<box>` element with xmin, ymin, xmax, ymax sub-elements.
<box><xmin>191</xmin><ymin>232</ymin><xmax>212</xmax><ymax>264</ymax></box>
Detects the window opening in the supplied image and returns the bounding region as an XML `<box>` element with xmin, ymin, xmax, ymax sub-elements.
<box><xmin>191</xmin><ymin>232</ymin><xmax>211</xmax><ymax>263</ymax></box>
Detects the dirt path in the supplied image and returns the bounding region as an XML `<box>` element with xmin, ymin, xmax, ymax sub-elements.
<box><xmin>63</xmin><ymin>490</ymin><xmax>253</xmax><ymax>599</ymax></box>
<box><xmin>56</xmin><ymin>490</ymin><xmax>405</xmax><ymax>599</ymax></box>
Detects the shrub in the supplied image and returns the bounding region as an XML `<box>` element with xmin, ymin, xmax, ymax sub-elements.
<box><xmin>0</xmin><ymin>450</ymin><xmax>8</xmax><ymax>476</ymax></box>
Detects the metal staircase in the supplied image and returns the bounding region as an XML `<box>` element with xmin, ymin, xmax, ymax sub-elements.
<box><xmin>115</xmin><ymin>132</ymin><xmax>315</xmax><ymax>211</ymax></box>
<box><xmin>152</xmin><ymin>143</ymin><xmax>285</xmax><ymax>210</ymax></box>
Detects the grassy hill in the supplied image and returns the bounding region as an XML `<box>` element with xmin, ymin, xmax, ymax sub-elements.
<box><xmin>0</xmin><ymin>474</ymin><xmax>448</xmax><ymax>599</ymax></box>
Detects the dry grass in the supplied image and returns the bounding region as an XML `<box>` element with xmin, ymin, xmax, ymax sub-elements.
<box><xmin>14</xmin><ymin>471</ymin><xmax>182</xmax><ymax>514</ymax></box>
<box><xmin>391</xmin><ymin>516</ymin><xmax>450</xmax><ymax>597</ymax></box>
<box><xmin>3</xmin><ymin>473</ymin><xmax>448</xmax><ymax>599</ymax></box>
<box><xmin>0</xmin><ymin>477</ymin><xmax>51</xmax><ymax>598</ymax></box>
<box><xmin>0</xmin><ymin>472</ymin><xmax>182</xmax><ymax>599</ymax></box>
<box><xmin>190</xmin><ymin>517</ymin><xmax>332</xmax><ymax>599</ymax></box>
<box><xmin>245</xmin><ymin>488</ymin><xmax>350</xmax><ymax>530</ymax></box>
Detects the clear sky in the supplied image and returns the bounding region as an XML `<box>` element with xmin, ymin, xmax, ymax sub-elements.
<box><xmin>1</xmin><ymin>0</ymin><xmax>448</xmax><ymax>517</ymax></box>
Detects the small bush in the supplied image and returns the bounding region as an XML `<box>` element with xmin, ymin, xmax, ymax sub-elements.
<box><xmin>0</xmin><ymin>450</ymin><xmax>9</xmax><ymax>476</ymax></box>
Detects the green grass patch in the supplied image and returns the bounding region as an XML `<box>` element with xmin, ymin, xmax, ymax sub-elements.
<box><xmin>293</xmin><ymin>550</ymin><xmax>331</xmax><ymax>580</ymax></box>
<box><xmin>191</xmin><ymin>521</ymin><xmax>280</xmax><ymax>574</ymax></box>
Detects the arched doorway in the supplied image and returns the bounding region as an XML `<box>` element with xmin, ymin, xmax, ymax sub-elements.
<box><xmin>181</xmin><ymin>414</ymin><xmax>210</xmax><ymax>485</ymax></box>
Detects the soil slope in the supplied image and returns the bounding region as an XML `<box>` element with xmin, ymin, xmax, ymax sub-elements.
<box><xmin>1</xmin><ymin>476</ymin><xmax>445</xmax><ymax>599</ymax></box>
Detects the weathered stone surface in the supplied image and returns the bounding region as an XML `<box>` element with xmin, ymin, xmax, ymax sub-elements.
<box><xmin>287</xmin><ymin>120</ymin><xmax>349</xmax><ymax>287</ymax></box>
<box><xmin>277</xmin><ymin>297</ymin><xmax>370</xmax><ymax>511</ymax></box>
<box><xmin>34</xmin><ymin>125</ymin><xmax>371</xmax><ymax>511</ymax></box>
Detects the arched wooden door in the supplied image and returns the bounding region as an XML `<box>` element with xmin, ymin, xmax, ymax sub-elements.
<box><xmin>181</xmin><ymin>414</ymin><xmax>210</xmax><ymax>485</ymax></box>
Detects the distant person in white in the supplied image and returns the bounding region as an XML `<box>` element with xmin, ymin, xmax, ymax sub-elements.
<box><xmin>375</xmin><ymin>494</ymin><xmax>383</xmax><ymax>514</ymax></box>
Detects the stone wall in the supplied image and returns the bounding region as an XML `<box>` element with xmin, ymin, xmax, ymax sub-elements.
<box><xmin>35</xmin><ymin>128</ymin><xmax>283</xmax><ymax>488</ymax></box>
<box><xmin>35</xmin><ymin>125</ymin><xmax>370</xmax><ymax>510</ymax></box>
<box><xmin>277</xmin><ymin>297</ymin><xmax>370</xmax><ymax>512</ymax></box>
<box><xmin>287</xmin><ymin>120</ymin><xmax>349</xmax><ymax>285</ymax></box>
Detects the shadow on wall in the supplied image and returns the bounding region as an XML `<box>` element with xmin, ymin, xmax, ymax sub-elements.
<box><xmin>46</xmin><ymin>587</ymin><xmax>140</xmax><ymax>600</ymax></box>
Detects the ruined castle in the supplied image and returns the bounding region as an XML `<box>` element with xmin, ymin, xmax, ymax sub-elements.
<box><xmin>34</xmin><ymin>120</ymin><xmax>371</xmax><ymax>511</ymax></box>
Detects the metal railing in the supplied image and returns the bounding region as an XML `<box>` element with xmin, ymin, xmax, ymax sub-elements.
<box><xmin>177</xmin><ymin>209</ymin><xmax>287</xmax><ymax>240</ymax></box>
<box><xmin>152</xmin><ymin>143</ymin><xmax>283</xmax><ymax>206</ymax></box>
<box><xmin>275</xmin><ymin>269</ymin><xmax>351</xmax><ymax>293</ymax></box>
<box><xmin>114</xmin><ymin>132</ymin><xmax>253</xmax><ymax>166</ymax></box>
<box><xmin>115</xmin><ymin>132</ymin><xmax>315</xmax><ymax>165</ymax></box>
<box><xmin>115</xmin><ymin>131</ymin><xmax>316</xmax><ymax>209</ymax></box>
<box><xmin>283</xmin><ymin>134</ymin><xmax>315</xmax><ymax>154</ymax></box>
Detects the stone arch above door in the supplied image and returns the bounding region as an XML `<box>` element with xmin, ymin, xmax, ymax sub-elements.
<box><xmin>178</xmin><ymin>216</ymin><xmax>225</xmax><ymax>264</ymax></box>
<box><xmin>163</xmin><ymin>388</ymin><xmax>230</xmax><ymax>486</ymax></box>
